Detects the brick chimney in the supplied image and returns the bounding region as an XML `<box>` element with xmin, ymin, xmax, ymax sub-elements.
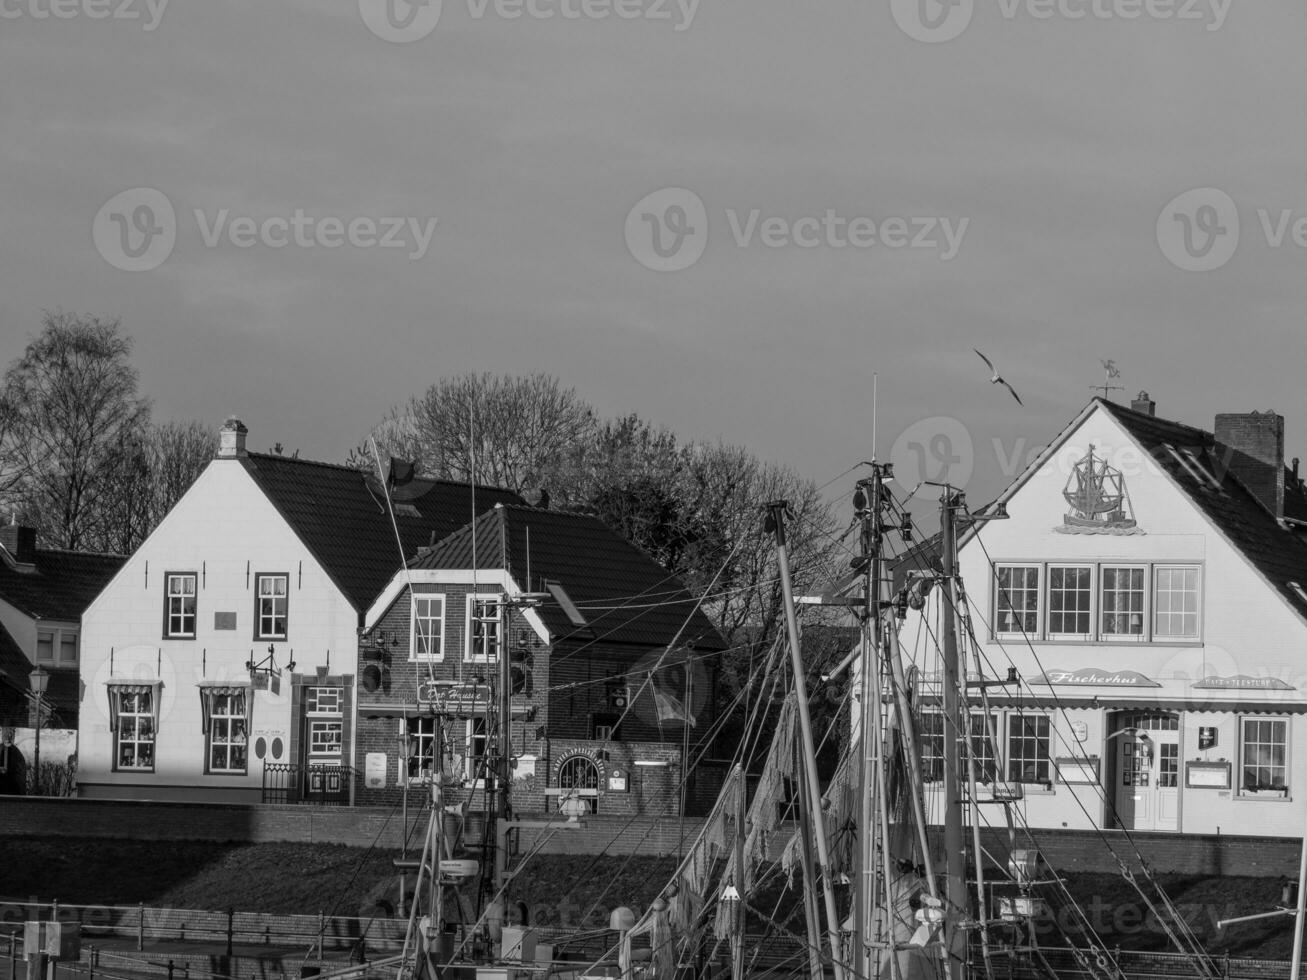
<box><xmin>1214</xmin><ymin>411</ymin><xmax>1285</xmax><ymax>519</ymax></box>
<box><xmin>218</xmin><ymin>417</ymin><xmax>249</xmax><ymax>458</ymax></box>
<box><xmin>1131</xmin><ymin>391</ymin><xmax>1156</xmax><ymax>417</ymax></box>
<box><xmin>0</xmin><ymin>520</ymin><xmax>37</xmax><ymax>566</ymax></box>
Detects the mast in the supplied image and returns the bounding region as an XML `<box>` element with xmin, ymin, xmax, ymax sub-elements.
<box><xmin>939</xmin><ymin>488</ymin><xmax>969</xmax><ymax>980</ymax></box>
<box><xmin>765</xmin><ymin>501</ymin><xmax>847</xmax><ymax>980</ymax></box>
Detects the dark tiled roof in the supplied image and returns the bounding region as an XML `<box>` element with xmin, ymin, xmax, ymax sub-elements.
<box><xmin>240</xmin><ymin>453</ymin><xmax>521</xmax><ymax>612</ymax></box>
<box><xmin>1098</xmin><ymin>398</ymin><xmax>1307</xmax><ymax>621</ymax></box>
<box><xmin>0</xmin><ymin>549</ymin><xmax>125</xmax><ymax>621</ymax></box>
<box><xmin>0</xmin><ymin>620</ymin><xmax>28</xmax><ymax>696</ymax></box>
<box><xmin>410</xmin><ymin>504</ymin><xmax>725</xmax><ymax>651</ymax></box>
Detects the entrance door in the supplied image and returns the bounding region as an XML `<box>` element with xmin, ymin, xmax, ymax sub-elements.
<box><xmin>1113</xmin><ymin>713</ymin><xmax>1180</xmax><ymax>831</ymax></box>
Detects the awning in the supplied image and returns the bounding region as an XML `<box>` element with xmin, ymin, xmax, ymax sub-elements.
<box><xmin>908</xmin><ymin>694</ymin><xmax>1307</xmax><ymax>715</ymax></box>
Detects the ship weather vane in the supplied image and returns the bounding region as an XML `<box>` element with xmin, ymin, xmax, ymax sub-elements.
<box><xmin>1092</xmin><ymin>358</ymin><xmax>1125</xmax><ymax>400</ymax></box>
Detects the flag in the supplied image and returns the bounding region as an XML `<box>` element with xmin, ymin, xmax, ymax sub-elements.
<box><xmin>650</xmin><ymin>655</ymin><xmax>697</xmax><ymax>727</ymax></box>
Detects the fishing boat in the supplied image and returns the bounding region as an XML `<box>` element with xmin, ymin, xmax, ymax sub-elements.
<box><xmin>382</xmin><ymin>458</ymin><xmax>1279</xmax><ymax>980</ymax></box>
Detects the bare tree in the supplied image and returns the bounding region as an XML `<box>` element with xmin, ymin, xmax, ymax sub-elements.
<box><xmin>359</xmin><ymin>373</ymin><xmax>597</xmax><ymax>494</ymax></box>
<box><xmin>0</xmin><ymin>312</ymin><xmax>150</xmax><ymax>550</ymax></box>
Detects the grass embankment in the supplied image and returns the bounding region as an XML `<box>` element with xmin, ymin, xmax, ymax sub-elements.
<box><xmin>0</xmin><ymin>839</ymin><xmax>1294</xmax><ymax>959</ymax></box>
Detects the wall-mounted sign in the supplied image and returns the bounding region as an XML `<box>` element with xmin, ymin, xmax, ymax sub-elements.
<box><xmin>608</xmin><ymin>768</ymin><xmax>629</xmax><ymax>792</ymax></box>
<box><xmin>418</xmin><ymin>682</ymin><xmax>491</xmax><ymax>714</ymax></box>
<box><xmin>1193</xmin><ymin>675</ymin><xmax>1295</xmax><ymax>691</ymax></box>
<box><xmin>214</xmin><ymin>612</ymin><xmax>237</xmax><ymax>631</ymax></box>
<box><xmin>1032</xmin><ymin>668</ymin><xmax>1160</xmax><ymax>688</ymax></box>
<box><xmin>1054</xmin><ymin>445</ymin><xmax>1145</xmax><ymax>536</ymax></box>
<box><xmin>1186</xmin><ymin>761</ymin><xmax>1231</xmax><ymax>789</ymax></box>
<box><xmin>1071</xmin><ymin>721</ymin><xmax>1089</xmax><ymax>743</ymax></box>
<box><xmin>1055</xmin><ymin>756</ymin><xmax>1100</xmax><ymax>784</ymax></box>
<box><xmin>365</xmin><ymin>752</ymin><xmax>387</xmax><ymax>789</ymax></box>
<box><xmin>1198</xmin><ymin>727</ymin><xmax>1217</xmax><ymax>750</ymax></box>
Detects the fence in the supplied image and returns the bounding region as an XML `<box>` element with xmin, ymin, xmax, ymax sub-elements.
<box><xmin>260</xmin><ymin>765</ymin><xmax>354</xmax><ymax>806</ymax></box>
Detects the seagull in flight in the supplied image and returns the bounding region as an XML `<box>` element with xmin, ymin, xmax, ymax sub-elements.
<box><xmin>974</xmin><ymin>349</ymin><xmax>1023</xmax><ymax>405</ymax></box>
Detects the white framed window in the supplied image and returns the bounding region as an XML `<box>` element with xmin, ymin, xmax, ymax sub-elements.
<box><xmin>1153</xmin><ymin>566</ymin><xmax>1199</xmax><ymax>638</ymax></box>
<box><xmin>465</xmin><ymin>717</ymin><xmax>489</xmax><ymax>784</ymax></box>
<box><xmin>1100</xmin><ymin>566</ymin><xmax>1146</xmax><ymax>640</ymax></box>
<box><xmin>405</xmin><ymin>716</ymin><xmax>437</xmax><ymax>783</ymax></box>
<box><xmin>995</xmin><ymin>565</ymin><xmax>1040</xmax><ymax>635</ymax></box>
<box><xmin>1007</xmin><ymin>713</ymin><xmax>1052</xmax><ymax>787</ymax></box>
<box><xmin>255</xmin><ymin>573</ymin><xmax>289</xmax><ymax>640</ymax></box>
<box><xmin>165</xmin><ymin>573</ymin><xmax>197</xmax><ymax>638</ymax></box>
<box><xmin>1047</xmin><ymin>566</ymin><xmax>1092</xmax><ymax>638</ymax></box>
<box><xmin>1240</xmin><ymin>717</ymin><xmax>1289</xmax><ymax>797</ymax></box>
<box><xmin>207</xmin><ymin>692</ymin><xmax>248</xmax><ymax>774</ymax></box>
<box><xmin>308</xmin><ymin>720</ymin><xmax>344</xmax><ymax>759</ymax></box>
<box><xmin>410</xmin><ymin>594</ymin><xmax>445</xmax><ymax>661</ymax></box>
<box><xmin>465</xmin><ymin>594</ymin><xmax>502</xmax><ymax>662</ymax></box>
<box><xmin>114</xmin><ymin>690</ymin><xmax>155</xmax><ymax>772</ymax></box>
<box><xmin>306</xmin><ymin>686</ymin><xmax>342</xmax><ymax>715</ymax></box>
<box><xmin>920</xmin><ymin>711</ymin><xmax>998</xmax><ymax>784</ymax></box>
<box><xmin>35</xmin><ymin>630</ymin><xmax>79</xmax><ymax>666</ymax></box>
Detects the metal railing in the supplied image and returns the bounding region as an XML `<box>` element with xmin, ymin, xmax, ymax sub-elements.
<box><xmin>260</xmin><ymin>764</ymin><xmax>354</xmax><ymax>805</ymax></box>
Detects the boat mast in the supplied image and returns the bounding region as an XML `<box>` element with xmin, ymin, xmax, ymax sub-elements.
<box><xmin>766</xmin><ymin>501</ymin><xmax>848</xmax><ymax>980</ymax></box>
<box><xmin>939</xmin><ymin>487</ymin><xmax>969</xmax><ymax>980</ymax></box>
<box><xmin>853</xmin><ymin>466</ymin><xmax>903</xmax><ymax>980</ymax></box>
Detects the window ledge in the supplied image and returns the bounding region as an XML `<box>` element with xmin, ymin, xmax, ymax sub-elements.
<box><xmin>1236</xmin><ymin>792</ymin><xmax>1292</xmax><ymax>802</ymax></box>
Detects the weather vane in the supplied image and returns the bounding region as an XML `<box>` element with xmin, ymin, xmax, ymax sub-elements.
<box><xmin>1091</xmin><ymin>359</ymin><xmax>1125</xmax><ymax>400</ymax></box>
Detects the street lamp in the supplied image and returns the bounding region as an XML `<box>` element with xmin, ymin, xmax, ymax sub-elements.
<box><xmin>28</xmin><ymin>667</ymin><xmax>48</xmax><ymax>795</ymax></box>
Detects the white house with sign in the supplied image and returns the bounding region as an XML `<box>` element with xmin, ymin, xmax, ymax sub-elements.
<box><xmin>76</xmin><ymin>418</ymin><xmax>517</xmax><ymax>803</ymax></box>
<box><xmin>901</xmin><ymin>394</ymin><xmax>1307</xmax><ymax>836</ymax></box>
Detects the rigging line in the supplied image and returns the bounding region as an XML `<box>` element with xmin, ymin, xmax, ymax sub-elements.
<box><xmin>370</xmin><ymin>437</ymin><xmax>434</xmax><ymax>698</ymax></box>
<box><xmin>956</xmin><ymin>536</ymin><xmax>1217</xmax><ymax>969</ymax></box>
<box><xmin>949</xmin><ymin>548</ymin><xmax>1217</xmax><ymax>977</ymax></box>
<box><xmin>881</xmin><ymin>525</ymin><xmax>1141</xmax><ymax>962</ymax></box>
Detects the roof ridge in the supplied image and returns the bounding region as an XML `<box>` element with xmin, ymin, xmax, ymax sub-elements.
<box><xmin>36</xmin><ymin>548</ymin><xmax>127</xmax><ymax>560</ymax></box>
<box><xmin>247</xmin><ymin>452</ymin><xmax>517</xmax><ymax>495</ymax></box>
<box><xmin>1097</xmin><ymin>397</ymin><xmax>1213</xmax><ymax>442</ymax></box>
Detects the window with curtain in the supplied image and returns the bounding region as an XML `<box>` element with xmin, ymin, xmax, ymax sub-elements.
<box><xmin>200</xmin><ymin>687</ymin><xmax>250</xmax><ymax>774</ymax></box>
<box><xmin>108</xmin><ymin>685</ymin><xmax>159</xmax><ymax>772</ymax></box>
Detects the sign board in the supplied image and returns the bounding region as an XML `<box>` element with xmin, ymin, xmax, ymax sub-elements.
<box><xmin>1198</xmin><ymin>727</ymin><xmax>1217</xmax><ymax>750</ymax></box>
<box><xmin>418</xmin><ymin>682</ymin><xmax>492</xmax><ymax>715</ymax></box>
<box><xmin>365</xmin><ymin>752</ymin><xmax>388</xmax><ymax>789</ymax></box>
<box><xmin>1186</xmin><ymin>761</ymin><xmax>1231</xmax><ymax>789</ymax></box>
<box><xmin>1054</xmin><ymin>756</ymin><xmax>1100</xmax><ymax>785</ymax></box>
<box><xmin>1032</xmin><ymin>668</ymin><xmax>1159</xmax><ymax>688</ymax></box>
<box><xmin>608</xmin><ymin>769</ymin><xmax>628</xmax><ymax>792</ymax></box>
<box><xmin>1193</xmin><ymin>675</ymin><xmax>1295</xmax><ymax>691</ymax></box>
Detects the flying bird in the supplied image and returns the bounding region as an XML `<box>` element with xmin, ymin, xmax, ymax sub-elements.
<box><xmin>973</xmin><ymin>348</ymin><xmax>1023</xmax><ymax>405</ymax></box>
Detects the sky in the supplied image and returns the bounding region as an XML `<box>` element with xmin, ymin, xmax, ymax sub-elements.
<box><xmin>2</xmin><ymin>0</ymin><xmax>1305</xmax><ymax>516</ymax></box>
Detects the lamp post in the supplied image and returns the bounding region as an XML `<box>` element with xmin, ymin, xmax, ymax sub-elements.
<box><xmin>28</xmin><ymin>667</ymin><xmax>48</xmax><ymax>795</ymax></box>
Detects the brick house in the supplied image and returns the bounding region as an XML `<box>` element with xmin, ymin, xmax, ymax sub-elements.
<box><xmin>356</xmin><ymin>501</ymin><xmax>726</xmax><ymax>818</ymax></box>
<box><xmin>76</xmin><ymin>418</ymin><xmax>518</xmax><ymax>803</ymax></box>
<box><xmin>900</xmin><ymin>394</ymin><xmax>1307</xmax><ymax>836</ymax></box>
<box><xmin>0</xmin><ymin>523</ymin><xmax>124</xmax><ymax>731</ymax></box>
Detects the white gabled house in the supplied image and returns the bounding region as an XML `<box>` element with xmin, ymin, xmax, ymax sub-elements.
<box><xmin>901</xmin><ymin>393</ymin><xmax>1307</xmax><ymax>837</ymax></box>
<box><xmin>77</xmin><ymin>418</ymin><xmax>518</xmax><ymax>803</ymax></box>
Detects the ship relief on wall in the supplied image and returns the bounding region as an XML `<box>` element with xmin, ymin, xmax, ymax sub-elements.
<box><xmin>1055</xmin><ymin>446</ymin><xmax>1145</xmax><ymax>535</ymax></box>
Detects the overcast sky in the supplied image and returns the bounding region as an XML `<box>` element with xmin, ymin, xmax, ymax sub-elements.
<box><xmin>2</xmin><ymin>0</ymin><xmax>1304</xmax><ymax>513</ymax></box>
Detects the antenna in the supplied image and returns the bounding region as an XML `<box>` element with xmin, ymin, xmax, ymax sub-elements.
<box><xmin>871</xmin><ymin>372</ymin><xmax>878</xmax><ymax>463</ymax></box>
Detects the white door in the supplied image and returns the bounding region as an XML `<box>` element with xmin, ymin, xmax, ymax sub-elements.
<box><xmin>1115</xmin><ymin>729</ymin><xmax>1180</xmax><ymax>831</ymax></box>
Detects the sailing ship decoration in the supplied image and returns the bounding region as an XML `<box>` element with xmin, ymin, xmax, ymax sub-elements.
<box><xmin>1054</xmin><ymin>445</ymin><xmax>1144</xmax><ymax>535</ymax></box>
